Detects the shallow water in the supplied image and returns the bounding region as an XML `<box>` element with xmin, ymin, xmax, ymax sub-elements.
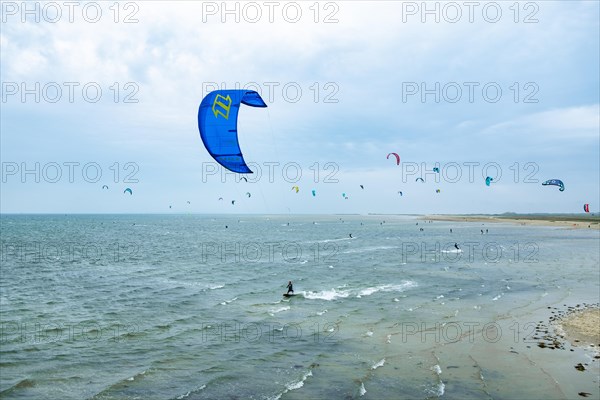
<box><xmin>1</xmin><ymin>214</ymin><xmax>598</xmax><ymax>399</ymax></box>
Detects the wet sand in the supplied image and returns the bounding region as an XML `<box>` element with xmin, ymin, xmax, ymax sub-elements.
<box><xmin>557</xmin><ymin>307</ymin><xmax>600</xmax><ymax>348</ymax></box>
<box><xmin>422</xmin><ymin>215</ymin><xmax>600</xmax><ymax>230</ymax></box>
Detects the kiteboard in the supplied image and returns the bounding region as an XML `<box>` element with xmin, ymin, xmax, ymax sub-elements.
<box><xmin>283</xmin><ymin>293</ymin><xmax>296</xmax><ymax>298</ymax></box>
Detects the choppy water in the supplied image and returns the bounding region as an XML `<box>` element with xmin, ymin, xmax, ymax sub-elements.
<box><xmin>1</xmin><ymin>214</ymin><xmax>599</xmax><ymax>399</ymax></box>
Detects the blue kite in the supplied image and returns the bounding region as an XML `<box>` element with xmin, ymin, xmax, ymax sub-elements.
<box><xmin>542</xmin><ymin>179</ymin><xmax>564</xmax><ymax>192</ymax></box>
<box><xmin>198</xmin><ymin>90</ymin><xmax>267</xmax><ymax>173</ymax></box>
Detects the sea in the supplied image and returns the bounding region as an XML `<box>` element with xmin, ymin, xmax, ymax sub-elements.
<box><xmin>1</xmin><ymin>214</ymin><xmax>599</xmax><ymax>399</ymax></box>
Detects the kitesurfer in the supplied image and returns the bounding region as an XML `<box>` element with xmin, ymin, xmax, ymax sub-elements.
<box><xmin>286</xmin><ymin>281</ymin><xmax>294</xmax><ymax>295</ymax></box>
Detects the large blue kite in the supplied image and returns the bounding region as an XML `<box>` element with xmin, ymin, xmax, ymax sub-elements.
<box><xmin>198</xmin><ymin>90</ymin><xmax>267</xmax><ymax>173</ymax></box>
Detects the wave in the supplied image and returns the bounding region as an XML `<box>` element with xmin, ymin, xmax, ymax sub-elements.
<box><xmin>359</xmin><ymin>382</ymin><xmax>367</xmax><ymax>396</ymax></box>
<box><xmin>357</xmin><ymin>281</ymin><xmax>418</xmax><ymax>298</ymax></box>
<box><xmin>342</xmin><ymin>245</ymin><xmax>399</xmax><ymax>254</ymax></box>
<box><xmin>174</xmin><ymin>384</ymin><xmax>206</xmax><ymax>399</ymax></box>
<box><xmin>270</xmin><ymin>370</ymin><xmax>313</xmax><ymax>400</ymax></box>
<box><xmin>372</xmin><ymin>358</ymin><xmax>385</xmax><ymax>370</ymax></box>
<box><xmin>303</xmin><ymin>281</ymin><xmax>417</xmax><ymax>301</ymax></box>
<box><xmin>441</xmin><ymin>249</ymin><xmax>462</xmax><ymax>253</ymax></box>
<box><xmin>317</xmin><ymin>237</ymin><xmax>352</xmax><ymax>243</ymax></box>
<box><xmin>269</xmin><ymin>306</ymin><xmax>290</xmax><ymax>316</ymax></box>
<box><xmin>426</xmin><ymin>364</ymin><xmax>445</xmax><ymax>397</ymax></box>
<box><xmin>220</xmin><ymin>297</ymin><xmax>238</xmax><ymax>305</ymax></box>
<box><xmin>302</xmin><ymin>288</ymin><xmax>351</xmax><ymax>301</ymax></box>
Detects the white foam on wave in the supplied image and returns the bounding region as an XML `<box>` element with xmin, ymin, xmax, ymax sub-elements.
<box><xmin>220</xmin><ymin>297</ymin><xmax>238</xmax><ymax>305</ymax></box>
<box><xmin>372</xmin><ymin>358</ymin><xmax>385</xmax><ymax>369</ymax></box>
<box><xmin>286</xmin><ymin>370</ymin><xmax>312</xmax><ymax>390</ymax></box>
<box><xmin>492</xmin><ymin>293</ymin><xmax>503</xmax><ymax>301</ymax></box>
<box><xmin>342</xmin><ymin>245</ymin><xmax>399</xmax><ymax>254</ymax></box>
<box><xmin>176</xmin><ymin>384</ymin><xmax>206</xmax><ymax>399</ymax></box>
<box><xmin>318</xmin><ymin>237</ymin><xmax>352</xmax><ymax>243</ymax></box>
<box><xmin>209</xmin><ymin>284</ymin><xmax>224</xmax><ymax>290</ymax></box>
<box><xmin>269</xmin><ymin>306</ymin><xmax>290</xmax><ymax>316</ymax></box>
<box><xmin>316</xmin><ymin>310</ymin><xmax>328</xmax><ymax>316</ymax></box>
<box><xmin>303</xmin><ymin>288</ymin><xmax>350</xmax><ymax>301</ymax></box>
<box><xmin>357</xmin><ymin>281</ymin><xmax>418</xmax><ymax>298</ymax></box>
<box><xmin>441</xmin><ymin>249</ymin><xmax>462</xmax><ymax>253</ymax></box>
<box><xmin>359</xmin><ymin>382</ymin><xmax>367</xmax><ymax>396</ymax></box>
<box><xmin>432</xmin><ymin>364</ymin><xmax>442</xmax><ymax>375</ymax></box>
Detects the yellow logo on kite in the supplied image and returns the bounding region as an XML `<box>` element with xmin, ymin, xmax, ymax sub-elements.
<box><xmin>212</xmin><ymin>94</ymin><xmax>232</xmax><ymax>119</ymax></box>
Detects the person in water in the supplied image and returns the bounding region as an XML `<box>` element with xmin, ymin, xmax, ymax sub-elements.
<box><xmin>286</xmin><ymin>281</ymin><xmax>294</xmax><ymax>295</ymax></box>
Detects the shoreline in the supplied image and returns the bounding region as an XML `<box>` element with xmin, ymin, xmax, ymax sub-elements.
<box><xmin>422</xmin><ymin>215</ymin><xmax>600</xmax><ymax>230</ymax></box>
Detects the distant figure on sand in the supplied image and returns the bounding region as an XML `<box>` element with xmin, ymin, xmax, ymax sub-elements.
<box><xmin>286</xmin><ymin>281</ymin><xmax>294</xmax><ymax>295</ymax></box>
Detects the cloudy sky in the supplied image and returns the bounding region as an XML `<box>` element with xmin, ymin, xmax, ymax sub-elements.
<box><xmin>1</xmin><ymin>1</ymin><xmax>598</xmax><ymax>214</ymax></box>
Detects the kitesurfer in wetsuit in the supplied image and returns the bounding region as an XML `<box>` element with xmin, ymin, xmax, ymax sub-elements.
<box><xmin>286</xmin><ymin>281</ymin><xmax>294</xmax><ymax>295</ymax></box>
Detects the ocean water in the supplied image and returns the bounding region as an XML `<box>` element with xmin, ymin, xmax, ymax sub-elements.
<box><xmin>1</xmin><ymin>214</ymin><xmax>599</xmax><ymax>399</ymax></box>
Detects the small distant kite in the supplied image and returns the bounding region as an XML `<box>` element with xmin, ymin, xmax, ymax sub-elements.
<box><xmin>342</xmin><ymin>192</ymin><xmax>346</xmax><ymax>198</ymax></box>
<box><xmin>436</xmin><ymin>189</ymin><xmax>441</xmax><ymax>193</ymax></box>
<box><xmin>398</xmin><ymin>191</ymin><xmax>403</xmax><ymax>196</ymax></box>
<box><xmin>485</xmin><ymin>177</ymin><xmax>493</xmax><ymax>186</ymax></box>
<box><xmin>433</xmin><ymin>167</ymin><xmax>440</xmax><ymax>173</ymax></box>
<box><xmin>291</xmin><ymin>186</ymin><xmax>299</xmax><ymax>193</ymax></box>
<box><xmin>360</xmin><ymin>185</ymin><xmax>364</xmax><ymax>189</ymax></box>
<box><xmin>584</xmin><ymin>204</ymin><xmax>590</xmax><ymax>213</ymax></box>
<box><xmin>231</xmin><ymin>200</ymin><xmax>236</xmax><ymax>205</ymax></box>
<box><xmin>416</xmin><ymin>177</ymin><xmax>424</xmax><ymax>183</ymax></box>
<box><xmin>246</xmin><ymin>192</ymin><xmax>251</xmax><ymax>198</ymax></box>
<box><xmin>241</xmin><ymin>177</ymin><xmax>248</xmax><ymax>182</ymax></box>
<box><xmin>124</xmin><ymin>188</ymin><xmax>132</xmax><ymax>195</ymax></box>
<box><xmin>312</xmin><ymin>190</ymin><xmax>316</xmax><ymax>197</ymax></box>
<box><xmin>169</xmin><ymin>205</ymin><xmax>172</xmax><ymax>209</ymax></box>
<box><xmin>387</xmin><ymin>152</ymin><xmax>400</xmax><ymax>165</ymax></box>
<box><xmin>102</xmin><ymin>185</ymin><xmax>109</xmax><ymax>190</ymax></box>
<box><xmin>542</xmin><ymin>179</ymin><xmax>564</xmax><ymax>192</ymax></box>
<box><xmin>218</xmin><ymin>197</ymin><xmax>223</xmax><ymax>201</ymax></box>
<box><xmin>187</xmin><ymin>201</ymin><xmax>191</xmax><ymax>204</ymax></box>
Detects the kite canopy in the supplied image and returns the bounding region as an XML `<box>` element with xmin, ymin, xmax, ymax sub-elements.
<box><xmin>542</xmin><ymin>179</ymin><xmax>564</xmax><ymax>192</ymax></box>
<box><xmin>198</xmin><ymin>90</ymin><xmax>267</xmax><ymax>174</ymax></box>
<box><xmin>485</xmin><ymin>176</ymin><xmax>493</xmax><ymax>186</ymax></box>
<box><xmin>123</xmin><ymin>188</ymin><xmax>132</xmax><ymax>195</ymax></box>
<box><xmin>387</xmin><ymin>152</ymin><xmax>400</xmax><ymax>165</ymax></box>
<box><xmin>584</xmin><ymin>203</ymin><xmax>590</xmax><ymax>213</ymax></box>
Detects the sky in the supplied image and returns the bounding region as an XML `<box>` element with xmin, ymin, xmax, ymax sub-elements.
<box><xmin>1</xmin><ymin>0</ymin><xmax>599</xmax><ymax>214</ymax></box>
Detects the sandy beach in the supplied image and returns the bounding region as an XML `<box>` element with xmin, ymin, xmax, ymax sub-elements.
<box><xmin>557</xmin><ymin>307</ymin><xmax>600</xmax><ymax>348</ymax></box>
<box><xmin>422</xmin><ymin>214</ymin><xmax>600</xmax><ymax>230</ymax></box>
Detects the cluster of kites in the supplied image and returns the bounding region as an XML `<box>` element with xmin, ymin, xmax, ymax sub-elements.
<box><xmin>192</xmin><ymin>89</ymin><xmax>592</xmax><ymax>212</ymax></box>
